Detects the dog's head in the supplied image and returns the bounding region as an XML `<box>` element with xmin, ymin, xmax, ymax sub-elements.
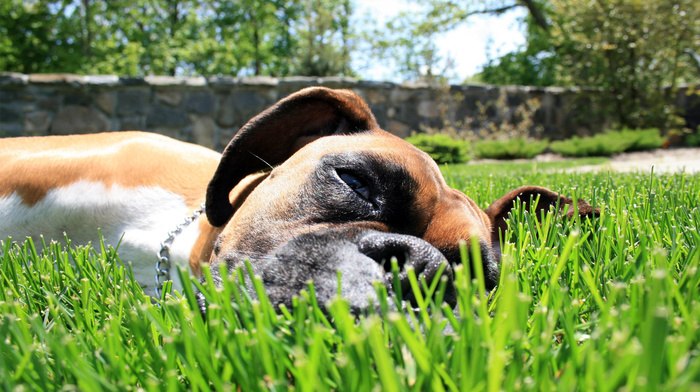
<box><xmin>201</xmin><ymin>87</ymin><xmax>597</xmax><ymax>313</ymax></box>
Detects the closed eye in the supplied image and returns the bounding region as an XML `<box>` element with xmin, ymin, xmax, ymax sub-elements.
<box><xmin>339</xmin><ymin>172</ymin><xmax>371</xmax><ymax>201</ymax></box>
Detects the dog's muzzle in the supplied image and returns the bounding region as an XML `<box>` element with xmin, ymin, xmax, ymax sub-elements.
<box><xmin>356</xmin><ymin>232</ymin><xmax>456</xmax><ymax>308</ymax></box>
<box><xmin>204</xmin><ymin>228</ymin><xmax>456</xmax><ymax>315</ymax></box>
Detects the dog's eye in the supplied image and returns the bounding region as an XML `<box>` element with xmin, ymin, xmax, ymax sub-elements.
<box><xmin>340</xmin><ymin>172</ymin><xmax>371</xmax><ymax>200</ymax></box>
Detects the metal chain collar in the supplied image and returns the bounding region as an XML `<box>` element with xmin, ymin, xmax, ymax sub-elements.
<box><xmin>155</xmin><ymin>203</ymin><xmax>205</xmax><ymax>298</ymax></box>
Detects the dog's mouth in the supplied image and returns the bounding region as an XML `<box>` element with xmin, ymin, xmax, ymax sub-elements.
<box><xmin>199</xmin><ymin>228</ymin><xmax>495</xmax><ymax>316</ymax></box>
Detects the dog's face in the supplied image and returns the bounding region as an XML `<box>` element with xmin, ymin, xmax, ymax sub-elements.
<box><xmin>201</xmin><ymin>87</ymin><xmax>597</xmax><ymax>313</ymax></box>
<box><xmin>212</xmin><ymin>132</ymin><xmax>496</xmax><ymax>309</ymax></box>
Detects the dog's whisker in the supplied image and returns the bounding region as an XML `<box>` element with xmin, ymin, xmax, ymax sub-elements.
<box><xmin>248</xmin><ymin>151</ymin><xmax>274</xmax><ymax>171</ymax></box>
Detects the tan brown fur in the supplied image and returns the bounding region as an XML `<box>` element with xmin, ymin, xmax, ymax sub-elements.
<box><xmin>1</xmin><ymin>132</ymin><xmax>222</xmax><ymax>275</ymax></box>
<box><xmin>0</xmin><ymin>132</ymin><xmax>219</xmax><ymax>207</ymax></box>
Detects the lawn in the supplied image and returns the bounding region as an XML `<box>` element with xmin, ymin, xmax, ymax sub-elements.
<box><xmin>1</xmin><ymin>161</ymin><xmax>699</xmax><ymax>391</ymax></box>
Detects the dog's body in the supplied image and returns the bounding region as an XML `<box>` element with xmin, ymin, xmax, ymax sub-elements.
<box><xmin>0</xmin><ymin>132</ymin><xmax>222</xmax><ymax>290</ymax></box>
<box><xmin>0</xmin><ymin>87</ymin><xmax>596</xmax><ymax>312</ymax></box>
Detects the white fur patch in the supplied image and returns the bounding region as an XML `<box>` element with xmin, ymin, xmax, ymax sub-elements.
<box><xmin>0</xmin><ymin>181</ymin><xmax>200</xmax><ymax>293</ymax></box>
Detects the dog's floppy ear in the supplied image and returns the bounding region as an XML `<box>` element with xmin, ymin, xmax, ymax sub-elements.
<box><xmin>206</xmin><ymin>87</ymin><xmax>379</xmax><ymax>227</ymax></box>
<box><xmin>484</xmin><ymin>186</ymin><xmax>599</xmax><ymax>258</ymax></box>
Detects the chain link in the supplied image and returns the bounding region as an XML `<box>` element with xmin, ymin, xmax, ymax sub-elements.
<box><xmin>155</xmin><ymin>204</ymin><xmax>205</xmax><ymax>298</ymax></box>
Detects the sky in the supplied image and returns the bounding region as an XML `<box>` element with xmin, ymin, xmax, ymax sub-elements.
<box><xmin>352</xmin><ymin>0</ymin><xmax>527</xmax><ymax>83</ymax></box>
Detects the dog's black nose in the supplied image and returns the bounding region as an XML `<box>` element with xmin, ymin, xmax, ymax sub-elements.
<box><xmin>357</xmin><ymin>233</ymin><xmax>456</xmax><ymax>307</ymax></box>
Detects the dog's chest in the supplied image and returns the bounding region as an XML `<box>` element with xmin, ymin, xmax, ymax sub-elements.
<box><xmin>0</xmin><ymin>180</ymin><xmax>200</xmax><ymax>293</ymax></box>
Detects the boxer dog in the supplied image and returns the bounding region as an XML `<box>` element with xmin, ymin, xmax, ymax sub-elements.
<box><xmin>0</xmin><ymin>87</ymin><xmax>597</xmax><ymax>313</ymax></box>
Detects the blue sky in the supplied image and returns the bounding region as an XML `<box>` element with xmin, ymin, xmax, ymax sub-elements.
<box><xmin>353</xmin><ymin>0</ymin><xmax>527</xmax><ymax>82</ymax></box>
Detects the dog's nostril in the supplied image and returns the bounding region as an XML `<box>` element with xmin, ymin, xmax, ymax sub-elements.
<box><xmin>388</xmin><ymin>252</ymin><xmax>407</xmax><ymax>272</ymax></box>
<box><xmin>357</xmin><ymin>232</ymin><xmax>456</xmax><ymax>307</ymax></box>
<box><xmin>362</xmin><ymin>245</ymin><xmax>408</xmax><ymax>272</ymax></box>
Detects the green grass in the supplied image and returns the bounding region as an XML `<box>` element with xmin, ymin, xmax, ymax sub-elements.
<box><xmin>2</xmin><ymin>162</ymin><xmax>699</xmax><ymax>391</ymax></box>
<box><xmin>450</xmin><ymin>157</ymin><xmax>609</xmax><ymax>176</ymax></box>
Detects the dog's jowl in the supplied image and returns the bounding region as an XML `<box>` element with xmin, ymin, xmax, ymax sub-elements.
<box><xmin>0</xmin><ymin>87</ymin><xmax>598</xmax><ymax>313</ymax></box>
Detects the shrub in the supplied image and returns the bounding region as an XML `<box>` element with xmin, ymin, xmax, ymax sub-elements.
<box><xmin>619</xmin><ymin>128</ymin><xmax>666</xmax><ymax>151</ymax></box>
<box><xmin>550</xmin><ymin>134</ymin><xmax>632</xmax><ymax>157</ymax></box>
<box><xmin>686</xmin><ymin>126</ymin><xmax>700</xmax><ymax>147</ymax></box>
<box><xmin>406</xmin><ymin>133</ymin><xmax>470</xmax><ymax>164</ymax></box>
<box><xmin>550</xmin><ymin>128</ymin><xmax>665</xmax><ymax>157</ymax></box>
<box><xmin>473</xmin><ymin>138</ymin><xmax>549</xmax><ymax>160</ymax></box>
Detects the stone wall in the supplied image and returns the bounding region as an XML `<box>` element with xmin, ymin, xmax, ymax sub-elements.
<box><xmin>1</xmin><ymin>73</ymin><xmax>696</xmax><ymax>151</ymax></box>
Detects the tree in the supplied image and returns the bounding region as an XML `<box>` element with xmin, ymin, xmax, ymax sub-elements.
<box><xmin>549</xmin><ymin>0</ymin><xmax>698</xmax><ymax>129</ymax></box>
<box><xmin>418</xmin><ymin>0</ymin><xmax>547</xmax><ymax>31</ymax></box>
<box><xmin>365</xmin><ymin>0</ymin><xmax>549</xmax><ymax>82</ymax></box>
<box><xmin>209</xmin><ymin>0</ymin><xmax>290</xmax><ymax>76</ymax></box>
<box><xmin>0</xmin><ymin>0</ymin><xmax>204</xmax><ymax>76</ymax></box>
<box><xmin>427</xmin><ymin>0</ymin><xmax>699</xmax><ymax>130</ymax></box>
<box><xmin>0</xmin><ymin>0</ymin><xmax>355</xmax><ymax>77</ymax></box>
<box><xmin>482</xmin><ymin>0</ymin><xmax>698</xmax><ymax>129</ymax></box>
<box><xmin>366</xmin><ymin>9</ymin><xmax>454</xmax><ymax>82</ymax></box>
<box><xmin>479</xmin><ymin>15</ymin><xmax>559</xmax><ymax>87</ymax></box>
<box><xmin>292</xmin><ymin>0</ymin><xmax>354</xmax><ymax>76</ymax></box>
<box><xmin>0</xmin><ymin>0</ymin><xmax>80</xmax><ymax>74</ymax></box>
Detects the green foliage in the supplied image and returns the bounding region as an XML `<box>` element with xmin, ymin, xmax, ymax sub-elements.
<box><xmin>480</xmin><ymin>0</ymin><xmax>699</xmax><ymax>130</ymax></box>
<box><xmin>3</xmin><ymin>166</ymin><xmax>700</xmax><ymax>390</ymax></box>
<box><xmin>479</xmin><ymin>49</ymin><xmax>556</xmax><ymax>87</ymax></box>
<box><xmin>0</xmin><ymin>0</ymin><xmax>81</xmax><ymax>74</ymax></box>
<box><xmin>480</xmin><ymin>13</ymin><xmax>560</xmax><ymax>87</ymax></box>
<box><xmin>295</xmin><ymin>0</ymin><xmax>355</xmax><ymax>77</ymax></box>
<box><xmin>406</xmin><ymin>133</ymin><xmax>470</xmax><ymax>164</ymax></box>
<box><xmin>363</xmin><ymin>9</ymin><xmax>452</xmax><ymax>83</ymax></box>
<box><xmin>686</xmin><ymin>126</ymin><xmax>700</xmax><ymax>147</ymax></box>
<box><xmin>415</xmin><ymin>127</ymin><xmax>663</xmax><ymax>162</ymax></box>
<box><xmin>552</xmin><ymin>0</ymin><xmax>698</xmax><ymax>130</ymax></box>
<box><xmin>363</xmin><ymin>0</ymin><xmax>545</xmax><ymax>83</ymax></box>
<box><xmin>473</xmin><ymin>137</ymin><xmax>549</xmax><ymax>159</ymax></box>
<box><xmin>550</xmin><ymin>128</ymin><xmax>666</xmax><ymax>157</ymax></box>
<box><xmin>0</xmin><ymin>0</ymin><xmax>354</xmax><ymax>77</ymax></box>
<box><xmin>550</xmin><ymin>134</ymin><xmax>632</xmax><ymax>157</ymax></box>
<box><xmin>622</xmin><ymin>128</ymin><xmax>667</xmax><ymax>152</ymax></box>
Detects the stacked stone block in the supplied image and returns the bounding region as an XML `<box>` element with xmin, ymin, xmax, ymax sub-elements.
<box><xmin>3</xmin><ymin>73</ymin><xmax>693</xmax><ymax>151</ymax></box>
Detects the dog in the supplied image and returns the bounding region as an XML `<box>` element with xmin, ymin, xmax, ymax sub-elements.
<box><xmin>0</xmin><ymin>87</ymin><xmax>597</xmax><ymax>313</ymax></box>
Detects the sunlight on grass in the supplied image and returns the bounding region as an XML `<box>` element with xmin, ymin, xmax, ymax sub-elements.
<box><xmin>1</xmin><ymin>165</ymin><xmax>699</xmax><ymax>391</ymax></box>
<box><xmin>445</xmin><ymin>157</ymin><xmax>609</xmax><ymax>177</ymax></box>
